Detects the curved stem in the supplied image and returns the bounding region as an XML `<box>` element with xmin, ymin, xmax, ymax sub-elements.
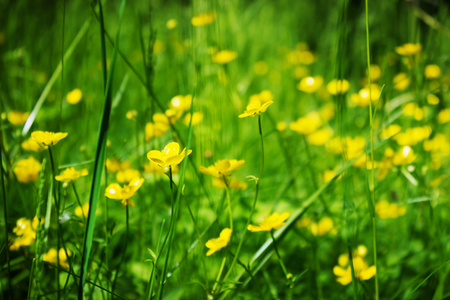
<box><xmin>72</xmin><ymin>182</ymin><xmax>85</xmax><ymax>222</ymax></box>
<box><xmin>222</xmin><ymin>175</ymin><xmax>233</xmax><ymax>231</ymax></box>
<box><xmin>112</xmin><ymin>204</ymin><xmax>129</xmax><ymax>293</ymax></box>
<box><xmin>270</xmin><ymin>230</ymin><xmax>288</xmax><ymax>277</ymax></box>
<box><xmin>212</xmin><ymin>257</ymin><xmax>227</xmax><ymax>294</ymax></box>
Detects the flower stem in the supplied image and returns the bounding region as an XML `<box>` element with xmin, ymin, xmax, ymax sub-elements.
<box><xmin>270</xmin><ymin>230</ymin><xmax>289</xmax><ymax>278</ymax></box>
<box><xmin>112</xmin><ymin>204</ymin><xmax>129</xmax><ymax>293</ymax></box>
<box><xmin>222</xmin><ymin>175</ymin><xmax>233</xmax><ymax>231</ymax></box>
<box><xmin>212</xmin><ymin>257</ymin><xmax>227</xmax><ymax>294</ymax></box>
<box><xmin>72</xmin><ymin>182</ymin><xmax>85</xmax><ymax>222</ymax></box>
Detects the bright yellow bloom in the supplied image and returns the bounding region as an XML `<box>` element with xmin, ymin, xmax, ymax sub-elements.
<box><xmin>166</xmin><ymin>19</ymin><xmax>177</xmax><ymax>29</ymax></box>
<box><xmin>333</xmin><ymin>246</ymin><xmax>376</xmax><ymax>285</ymax></box>
<box><xmin>145</xmin><ymin>113</ymin><xmax>172</xmax><ymax>141</ymax></box>
<box><xmin>55</xmin><ymin>167</ymin><xmax>88</xmax><ymax>183</ymax></box>
<box><xmin>297</xmin><ymin>76</ymin><xmax>323</xmax><ymax>93</ymax></box>
<box><xmin>184</xmin><ymin>112</ymin><xmax>204</xmax><ymax>126</ymax></box>
<box><xmin>212</xmin><ymin>50</ymin><xmax>237</xmax><ymax>64</ymax></box>
<box><xmin>7</xmin><ymin>111</ymin><xmax>30</xmax><ymax>126</ymax></box>
<box><xmin>191</xmin><ymin>12</ymin><xmax>216</xmax><ymax>26</ymax></box>
<box><xmin>66</xmin><ymin>88</ymin><xmax>82</xmax><ymax>104</ymax></box>
<box><xmin>394</xmin><ymin>126</ymin><xmax>432</xmax><ymax>146</ymax></box>
<box><xmin>392</xmin><ymin>146</ymin><xmax>417</xmax><ymax>165</ymax></box>
<box><xmin>21</xmin><ymin>138</ymin><xmax>45</xmax><ymax>152</ymax></box>
<box><xmin>106</xmin><ymin>158</ymin><xmax>131</xmax><ymax>173</ymax></box>
<box><xmin>239</xmin><ymin>91</ymin><xmax>274</xmax><ymax>118</ymax></box>
<box><xmin>75</xmin><ymin>202</ymin><xmax>90</xmax><ymax>219</ymax></box>
<box><xmin>423</xmin><ymin>134</ymin><xmax>450</xmax><ymax>153</ymax></box>
<box><xmin>105</xmin><ymin>178</ymin><xmax>144</xmax><ymax>208</ymax></box>
<box><xmin>427</xmin><ymin>94</ymin><xmax>439</xmax><ymax>105</ymax></box>
<box><xmin>438</xmin><ymin>109</ymin><xmax>450</xmax><ymax>124</ymax></box>
<box><xmin>326</xmin><ymin>136</ymin><xmax>366</xmax><ymax>160</ymax></box>
<box><xmin>200</xmin><ymin>159</ymin><xmax>245</xmax><ymax>178</ymax></box>
<box><xmin>321</xmin><ymin>168</ymin><xmax>342</xmax><ymax>183</ymax></box>
<box><xmin>31</xmin><ymin>131</ymin><xmax>68</xmax><ymax>147</ymax></box>
<box><xmin>298</xmin><ymin>217</ymin><xmax>336</xmax><ymax>236</ymax></box>
<box><xmin>205</xmin><ymin>228</ymin><xmax>231</xmax><ymax>256</ymax></box>
<box><xmin>424</xmin><ymin>64</ymin><xmax>441</xmax><ymax>79</ymax></box>
<box><xmin>395</xmin><ymin>43</ymin><xmax>422</xmax><ymax>56</ymax></box>
<box><xmin>351</xmin><ymin>84</ymin><xmax>381</xmax><ymax>107</ymax></box>
<box><xmin>14</xmin><ymin>157</ymin><xmax>42</xmax><ymax>183</ymax></box>
<box><xmin>367</xmin><ymin>65</ymin><xmax>381</xmax><ymax>81</ymax></box>
<box><xmin>290</xmin><ymin>112</ymin><xmax>322</xmax><ymax>135</ymax></box>
<box><xmin>375</xmin><ymin>200</ymin><xmax>406</xmax><ymax>219</ymax></box>
<box><xmin>326</xmin><ymin>79</ymin><xmax>349</xmax><ymax>95</ymax></box>
<box><xmin>43</xmin><ymin>248</ymin><xmax>72</xmax><ymax>269</ymax></box>
<box><xmin>212</xmin><ymin>178</ymin><xmax>248</xmax><ymax>190</ymax></box>
<box><xmin>247</xmin><ymin>212</ymin><xmax>290</xmax><ymax>232</ymax></box>
<box><xmin>393</xmin><ymin>73</ymin><xmax>410</xmax><ymax>91</ymax></box>
<box><xmin>169</xmin><ymin>95</ymin><xmax>192</xmax><ymax>112</ymax></box>
<box><xmin>318</xmin><ymin>103</ymin><xmax>335</xmax><ymax>122</ymax></box>
<box><xmin>147</xmin><ymin>142</ymin><xmax>192</xmax><ymax>168</ymax></box>
<box><xmin>380</xmin><ymin>124</ymin><xmax>401</xmax><ymax>140</ymax></box>
<box><xmin>9</xmin><ymin>216</ymin><xmax>41</xmax><ymax>250</ymax></box>
<box><xmin>307</xmin><ymin>128</ymin><xmax>334</xmax><ymax>146</ymax></box>
<box><xmin>276</xmin><ymin>121</ymin><xmax>288</xmax><ymax>132</ymax></box>
<box><xmin>116</xmin><ymin>168</ymin><xmax>141</xmax><ymax>183</ymax></box>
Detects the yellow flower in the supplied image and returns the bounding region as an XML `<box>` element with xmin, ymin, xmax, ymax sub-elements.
<box><xmin>333</xmin><ymin>246</ymin><xmax>376</xmax><ymax>285</ymax></box>
<box><xmin>145</xmin><ymin>113</ymin><xmax>171</xmax><ymax>141</ymax></box>
<box><xmin>375</xmin><ymin>200</ymin><xmax>406</xmax><ymax>219</ymax></box>
<box><xmin>254</xmin><ymin>61</ymin><xmax>269</xmax><ymax>75</ymax></box>
<box><xmin>393</xmin><ymin>73</ymin><xmax>410</xmax><ymax>91</ymax></box>
<box><xmin>380</xmin><ymin>124</ymin><xmax>401</xmax><ymax>140</ymax></box>
<box><xmin>423</xmin><ymin>134</ymin><xmax>450</xmax><ymax>153</ymax></box>
<box><xmin>169</xmin><ymin>95</ymin><xmax>192</xmax><ymax>112</ymax></box>
<box><xmin>367</xmin><ymin>65</ymin><xmax>381</xmax><ymax>81</ymax></box>
<box><xmin>205</xmin><ymin>228</ymin><xmax>232</xmax><ymax>256</ymax></box>
<box><xmin>326</xmin><ymin>79</ymin><xmax>349</xmax><ymax>95</ymax></box>
<box><xmin>184</xmin><ymin>112</ymin><xmax>204</xmax><ymax>126</ymax></box>
<box><xmin>318</xmin><ymin>103</ymin><xmax>335</xmax><ymax>122</ymax></box>
<box><xmin>392</xmin><ymin>146</ymin><xmax>417</xmax><ymax>165</ymax></box>
<box><xmin>106</xmin><ymin>158</ymin><xmax>131</xmax><ymax>173</ymax></box>
<box><xmin>306</xmin><ymin>128</ymin><xmax>334</xmax><ymax>146</ymax></box>
<box><xmin>200</xmin><ymin>159</ymin><xmax>245</xmax><ymax>178</ymax></box>
<box><xmin>351</xmin><ymin>84</ymin><xmax>381</xmax><ymax>107</ymax></box>
<box><xmin>66</xmin><ymin>88</ymin><xmax>82</xmax><ymax>104</ymax></box>
<box><xmin>126</xmin><ymin>110</ymin><xmax>138</xmax><ymax>120</ymax></box>
<box><xmin>438</xmin><ymin>109</ymin><xmax>450</xmax><ymax>124</ymax></box>
<box><xmin>7</xmin><ymin>111</ymin><xmax>30</xmax><ymax>126</ymax></box>
<box><xmin>55</xmin><ymin>167</ymin><xmax>89</xmax><ymax>183</ymax></box>
<box><xmin>9</xmin><ymin>216</ymin><xmax>41</xmax><ymax>250</ymax></box>
<box><xmin>116</xmin><ymin>168</ymin><xmax>141</xmax><ymax>183</ymax></box>
<box><xmin>247</xmin><ymin>212</ymin><xmax>290</xmax><ymax>232</ymax></box>
<box><xmin>308</xmin><ymin>217</ymin><xmax>336</xmax><ymax>236</ymax></box>
<box><xmin>75</xmin><ymin>202</ymin><xmax>90</xmax><ymax>219</ymax></box>
<box><xmin>394</xmin><ymin>126</ymin><xmax>432</xmax><ymax>146</ymax></box>
<box><xmin>276</xmin><ymin>121</ymin><xmax>288</xmax><ymax>132</ymax></box>
<box><xmin>153</xmin><ymin>40</ymin><xmax>164</xmax><ymax>54</ymax></box>
<box><xmin>167</xmin><ymin>19</ymin><xmax>177</xmax><ymax>29</ymax></box>
<box><xmin>212</xmin><ymin>50</ymin><xmax>237</xmax><ymax>64</ymax></box>
<box><xmin>321</xmin><ymin>168</ymin><xmax>342</xmax><ymax>183</ymax></box>
<box><xmin>395</xmin><ymin>43</ymin><xmax>422</xmax><ymax>56</ymax></box>
<box><xmin>427</xmin><ymin>94</ymin><xmax>439</xmax><ymax>105</ymax></box>
<box><xmin>31</xmin><ymin>131</ymin><xmax>68</xmax><ymax>147</ymax></box>
<box><xmin>43</xmin><ymin>248</ymin><xmax>72</xmax><ymax>269</ymax></box>
<box><xmin>21</xmin><ymin>138</ymin><xmax>45</xmax><ymax>152</ymax></box>
<box><xmin>289</xmin><ymin>112</ymin><xmax>322</xmax><ymax>135</ymax></box>
<box><xmin>212</xmin><ymin>178</ymin><xmax>248</xmax><ymax>190</ymax></box>
<box><xmin>147</xmin><ymin>142</ymin><xmax>192</xmax><ymax>168</ymax></box>
<box><xmin>105</xmin><ymin>178</ymin><xmax>144</xmax><ymax>208</ymax></box>
<box><xmin>14</xmin><ymin>157</ymin><xmax>42</xmax><ymax>183</ymax></box>
<box><xmin>191</xmin><ymin>11</ymin><xmax>216</xmax><ymax>26</ymax></box>
<box><xmin>239</xmin><ymin>91</ymin><xmax>274</xmax><ymax>118</ymax></box>
<box><xmin>297</xmin><ymin>76</ymin><xmax>323</xmax><ymax>93</ymax></box>
<box><xmin>424</xmin><ymin>64</ymin><xmax>441</xmax><ymax>79</ymax></box>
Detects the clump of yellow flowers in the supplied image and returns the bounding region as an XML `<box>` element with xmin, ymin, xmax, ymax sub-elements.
<box><xmin>13</xmin><ymin>157</ymin><xmax>42</xmax><ymax>183</ymax></box>
<box><xmin>31</xmin><ymin>131</ymin><xmax>68</xmax><ymax>148</ymax></box>
<box><xmin>333</xmin><ymin>245</ymin><xmax>376</xmax><ymax>285</ymax></box>
<box><xmin>205</xmin><ymin>228</ymin><xmax>232</xmax><ymax>256</ymax></box>
<box><xmin>10</xmin><ymin>216</ymin><xmax>42</xmax><ymax>250</ymax></box>
<box><xmin>43</xmin><ymin>248</ymin><xmax>72</xmax><ymax>269</ymax></box>
<box><xmin>239</xmin><ymin>90</ymin><xmax>274</xmax><ymax>118</ymax></box>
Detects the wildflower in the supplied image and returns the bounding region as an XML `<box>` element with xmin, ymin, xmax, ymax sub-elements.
<box><xmin>169</xmin><ymin>95</ymin><xmax>192</xmax><ymax>112</ymax></box>
<box><xmin>9</xmin><ymin>216</ymin><xmax>41</xmax><ymax>250</ymax></box>
<box><xmin>147</xmin><ymin>142</ymin><xmax>192</xmax><ymax>169</ymax></box>
<box><xmin>31</xmin><ymin>131</ymin><xmax>68</xmax><ymax>147</ymax></box>
<box><xmin>212</xmin><ymin>50</ymin><xmax>237</xmax><ymax>64</ymax></box>
<box><xmin>254</xmin><ymin>61</ymin><xmax>269</xmax><ymax>75</ymax></box>
<box><xmin>326</xmin><ymin>79</ymin><xmax>349</xmax><ymax>95</ymax></box>
<box><xmin>145</xmin><ymin>113</ymin><xmax>171</xmax><ymax>141</ymax></box>
<box><xmin>402</xmin><ymin>103</ymin><xmax>425</xmax><ymax>121</ymax></box>
<box><xmin>167</xmin><ymin>19</ymin><xmax>177</xmax><ymax>29</ymax></box>
<box><xmin>392</xmin><ymin>146</ymin><xmax>417</xmax><ymax>165</ymax></box>
<box><xmin>153</xmin><ymin>40</ymin><xmax>164</xmax><ymax>54</ymax></box>
<box><xmin>239</xmin><ymin>91</ymin><xmax>274</xmax><ymax>118</ymax></box>
<box><xmin>205</xmin><ymin>228</ymin><xmax>232</xmax><ymax>256</ymax></box>
<box><xmin>294</xmin><ymin>66</ymin><xmax>309</xmax><ymax>79</ymax></box>
<box><xmin>200</xmin><ymin>159</ymin><xmax>245</xmax><ymax>178</ymax></box>
<box><xmin>43</xmin><ymin>248</ymin><xmax>72</xmax><ymax>269</ymax></box>
<box><xmin>126</xmin><ymin>110</ymin><xmax>137</xmax><ymax>120</ymax></box>
<box><xmin>191</xmin><ymin>12</ymin><xmax>216</xmax><ymax>26</ymax></box>
<box><xmin>333</xmin><ymin>246</ymin><xmax>376</xmax><ymax>285</ymax></box>
<box><xmin>276</xmin><ymin>121</ymin><xmax>288</xmax><ymax>132</ymax></box>
<box><xmin>289</xmin><ymin>112</ymin><xmax>322</xmax><ymax>135</ymax></box>
<box><xmin>423</xmin><ymin>134</ymin><xmax>450</xmax><ymax>153</ymax></box>
<box><xmin>297</xmin><ymin>76</ymin><xmax>323</xmax><ymax>93</ymax></box>
<box><xmin>318</xmin><ymin>103</ymin><xmax>335</xmax><ymax>122</ymax></box>
<box><xmin>424</xmin><ymin>64</ymin><xmax>441</xmax><ymax>79</ymax></box>
<box><xmin>212</xmin><ymin>178</ymin><xmax>248</xmax><ymax>190</ymax></box>
<box><xmin>394</xmin><ymin>126</ymin><xmax>432</xmax><ymax>146</ymax></box>
<box><xmin>55</xmin><ymin>167</ymin><xmax>89</xmax><ymax>183</ymax></box>
<box><xmin>14</xmin><ymin>157</ymin><xmax>42</xmax><ymax>183</ymax></box>
<box><xmin>184</xmin><ymin>112</ymin><xmax>204</xmax><ymax>126</ymax></box>
<box><xmin>248</xmin><ymin>212</ymin><xmax>290</xmax><ymax>232</ymax></box>
<box><xmin>393</xmin><ymin>73</ymin><xmax>410</xmax><ymax>91</ymax></box>
<box><xmin>307</xmin><ymin>128</ymin><xmax>334</xmax><ymax>146</ymax></box>
<box><xmin>298</xmin><ymin>217</ymin><xmax>336</xmax><ymax>236</ymax></box>
<box><xmin>395</xmin><ymin>43</ymin><xmax>422</xmax><ymax>56</ymax></box>
<box><xmin>427</xmin><ymin>94</ymin><xmax>439</xmax><ymax>105</ymax></box>
<box><xmin>75</xmin><ymin>202</ymin><xmax>90</xmax><ymax>219</ymax></box>
<box><xmin>351</xmin><ymin>84</ymin><xmax>381</xmax><ymax>107</ymax></box>
<box><xmin>105</xmin><ymin>177</ymin><xmax>144</xmax><ymax>208</ymax></box>
<box><xmin>438</xmin><ymin>109</ymin><xmax>450</xmax><ymax>124</ymax></box>
<box><xmin>21</xmin><ymin>138</ymin><xmax>45</xmax><ymax>152</ymax></box>
<box><xmin>380</xmin><ymin>124</ymin><xmax>401</xmax><ymax>140</ymax></box>
<box><xmin>375</xmin><ymin>200</ymin><xmax>406</xmax><ymax>219</ymax></box>
<box><xmin>7</xmin><ymin>111</ymin><xmax>30</xmax><ymax>126</ymax></box>
<box><xmin>66</xmin><ymin>88</ymin><xmax>82</xmax><ymax>104</ymax></box>
<box><xmin>116</xmin><ymin>168</ymin><xmax>141</xmax><ymax>183</ymax></box>
<box><xmin>367</xmin><ymin>65</ymin><xmax>381</xmax><ymax>81</ymax></box>
<box><xmin>321</xmin><ymin>168</ymin><xmax>342</xmax><ymax>183</ymax></box>
<box><xmin>106</xmin><ymin>158</ymin><xmax>131</xmax><ymax>173</ymax></box>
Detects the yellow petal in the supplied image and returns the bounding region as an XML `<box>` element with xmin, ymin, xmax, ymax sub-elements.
<box><xmin>105</xmin><ymin>183</ymin><xmax>123</xmax><ymax>200</ymax></box>
<box><xmin>147</xmin><ymin>150</ymin><xmax>165</xmax><ymax>165</ymax></box>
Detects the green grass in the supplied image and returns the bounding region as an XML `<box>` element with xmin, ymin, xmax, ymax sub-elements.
<box><xmin>1</xmin><ymin>0</ymin><xmax>450</xmax><ymax>299</ymax></box>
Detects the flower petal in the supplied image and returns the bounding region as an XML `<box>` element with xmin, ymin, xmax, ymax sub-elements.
<box><xmin>147</xmin><ymin>150</ymin><xmax>165</xmax><ymax>165</ymax></box>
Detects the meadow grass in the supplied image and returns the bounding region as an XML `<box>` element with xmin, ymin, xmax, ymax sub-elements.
<box><xmin>1</xmin><ymin>0</ymin><xmax>450</xmax><ymax>299</ymax></box>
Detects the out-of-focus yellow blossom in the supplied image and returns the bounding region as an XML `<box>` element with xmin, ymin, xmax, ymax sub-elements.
<box><xmin>21</xmin><ymin>138</ymin><xmax>45</xmax><ymax>152</ymax></box>
<box><xmin>298</xmin><ymin>217</ymin><xmax>337</xmax><ymax>236</ymax></box>
<box><xmin>105</xmin><ymin>177</ymin><xmax>144</xmax><ymax>208</ymax></box>
<box><xmin>184</xmin><ymin>112</ymin><xmax>204</xmax><ymax>126</ymax></box>
<box><xmin>212</xmin><ymin>50</ymin><xmax>237</xmax><ymax>64</ymax></box>
<box><xmin>254</xmin><ymin>61</ymin><xmax>269</xmax><ymax>75</ymax></box>
<box><xmin>144</xmin><ymin>160</ymin><xmax>178</xmax><ymax>175</ymax></box>
<box><xmin>66</xmin><ymin>88</ymin><xmax>82</xmax><ymax>104</ymax></box>
<box><xmin>427</xmin><ymin>94</ymin><xmax>439</xmax><ymax>105</ymax></box>
<box><xmin>43</xmin><ymin>248</ymin><xmax>72</xmax><ymax>269</ymax></box>
<box><xmin>430</xmin><ymin>175</ymin><xmax>446</xmax><ymax>188</ymax></box>
<box><xmin>326</xmin><ymin>79</ymin><xmax>350</xmax><ymax>95</ymax></box>
<box><xmin>116</xmin><ymin>168</ymin><xmax>141</xmax><ymax>183</ymax></box>
<box><xmin>392</xmin><ymin>146</ymin><xmax>417</xmax><ymax>165</ymax></box>
<box><xmin>294</xmin><ymin>66</ymin><xmax>309</xmax><ymax>79</ymax></box>
<box><xmin>289</xmin><ymin>112</ymin><xmax>322</xmax><ymax>135</ymax></box>
<box><xmin>424</xmin><ymin>64</ymin><xmax>441</xmax><ymax>79</ymax></box>
<box><xmin>14</xmin><ymin>157</ymin><xmax>42</xmax><ymax>183</ymax></box>
<box><xmin>367</xmin><ymin>65</ymin><xmax>381</xmax><ymax>81</ymax></box>
<box><xmin>423</xmin><ymin>134</ymin><xmax>450</xmax><ymax>153</ymax></box>
<box><xmin>377</xmin><ymin>148</ymin><xmax>394</xmax><ymax>181</ymax></box>
<box><xmin>380</xmin><ymin>124</ymin><xmax>401</xmax><ymax>140</ymax></box>
<box><xmin>402</xmin><ymin>103</ymin><xmax>426</xmax><ymax>121</ymax></box>
<box><xmin>75</xmin><ymin>202</ymin><xmax>90</xmax><ymax>219</ymax></box>
<box><xmin>212</xmin><ymin>178</ymin><xmax>248</xmax><ymax>190</ymax></box>
<box><xmin>145</xmin><ymin>113</ymin><xmax>171</xmax><ymax>141</ymax></box>
<box><xmin>276</xmin><ymin>121</ymin><xmax>288</xmax><ymax>132</ymax></box>
<box><xmin>307</xmin><ymin>128</ymin><xmax>334</xmax><ymax>146</ymax></box>
<box><xmin>438</xmin><ymin>109</ymin><xmax>450</xmax><ymax>124</ymax></box>
<box><xmin>247</xmin><ymin>212</ymin><xmax>290</xmax><ymax>232</ymax></box>
<box><xmin>239</xmin><ymin>90</ymin><xmax>274</xmax><ymax>118</ymax></box>
<box><xmin>395</xmin><ymin>43</ymin><xmax>422</xmax><ymax>56</ymax></box>
<box><xmin>297</xmin><ymin>76</ymin><xmax>323</xmax><ymax>93</ymax></box>
<box><xmin>321</xmin><ymin>168</ymin><xmax>342</xmax><ymax>183</ymax></box>
<box><xmin>200</xmin><ymin>159</ymin><xmax>245</xmax><ymax>178</ymax></box>
<box><xmin>55</xmin><ymin>167</ymin><xmax>89</xmax><ymax>183</ymax></box>
<box><xmin>153</xmin><ymin>40</ymin><xmax>164</xmax><ymax>54</ymax></box>
<box><xmin>7</xmin><ymin>111</ymin><xmax>30</xmax><ymax>126</ymax></box>
<box><xmin>326</xmin><ymin>136</ymin><xmax>366</xmax><ymax>160</ymax></box>
<box><xmin>205</xmin><ymin>228</ymin><xmax>231</xmax><ymax>256</ymax></box>
<box><xmin>31</xmin><ymin>131</ymin><xmax>68</xmax><ymax>147</ymax></box>
<box><xmin>147</xmin><ymin>142</ymin><xmax>192</xmax><ymax>169</ymax></box>
<box><xmin>394</xmin><ymin>126</ymin><xmax>432</xmax><ymax>146</ymax></box>
<box><xmin>169</xmin><ymin>95</ymin><xmax>192</xmax><ymax>112</ymax></box>
<box><xmin>333</xmin><ymin>246</ymin><xmax>376</xmax><ymax>285</ymax></box>
<box><xmin>9</xmin><ymin>216</ymin><xmax>42</xmax><ymax>250</ymax></box>
<box><xmin>351</xmin><ymin>84</ymin><xmax>381</xmax><ymax>107</ymax></box>
<box><xmin>167</xmin><ymin>19</ymin><xmax>177</xmax><ymax>29</ymax></box>
<box><xmin>318</xmin><ymin>103</ymin><xmax>335</xmax><ymax>122</ymax></box>
<box><xmin>165</xmin><ymin>108</ymin><xmax>182</xmax><ymax>124</ymax></box>
<box><xmin>126</xmin><ymin>110</ymin><xmax>137</xmax><ymax>120</ymax></box>
<box><xmin>393</xmin><ymin>73</ymin><xmax>410</xmax><ymax>91</ymax></box>
<box><xmin>106</xmin><ymin>158</ymin><xmax>131</xmax><ymax>173</ymax></box>
<box><xmin>287</xmin><ymin>47</ymin><xmax>316</xmax><ymax>65</ymax></box>
<box><xmin>191</xmin><ymin>11</ymin><xmax>216</xmax><ymax>26</ymax></box>
<box><xmin>375</xmin><ymin>200</ymin><xmax>407</xmax><ymax>219</ymax></box>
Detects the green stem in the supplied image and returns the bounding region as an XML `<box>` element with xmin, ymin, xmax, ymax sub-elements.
<box><xmin>313</xmin><ymin>239</ymin><xmax>323</xmax><ymax>300</ymax></box>
<box><xmin>72</xmin><ymin>182</ymin><xmax>85</xmax><ymax>222</ymax></box>
<box><xmin>270</xmin><ymin>231</ymin><xmax>288</xmax><ymax>278</ymax></box>
<box><xmin>348</xmin><ymin>245</ymin><xmax>358</xmax><ymax>300</ymax></box>
<box><xmin>112</xmin><ymin>204</ymin><xmax>129</xmax><ymax>293</ymax></box>
<box><xmin>222</xmin><ymin>175</ymin><xmax>233</xmax><ymax>231</ymax></box>
<box><xmin>212</xmin><ymin>257</ymin><xmax>227</xmax><ymax>294</ymax></box>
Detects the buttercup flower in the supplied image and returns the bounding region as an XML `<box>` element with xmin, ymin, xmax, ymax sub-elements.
<box><xmin>14</xmin><ymin>157</ymin><xmax>42</xmax><ymax>183</ymax></box>
<box><xmin>7</xmin><ymin>111</ymin><xmax>30</xmax><ymax>126</ymax></box>
<box><xmin>438</xmin><ymin>109</ymin><xmax>450</xmax><ymax>124</ymax></box>
<box><xmin>392</xmin><ymin>146</ymin><xmax>417</xmax><ymax>165</ymax></box>
<box><xmin>167</xmin><ymin>19</ymin><xmax>177</xmax><ymax>29</ymax></box>
<box><xmin>184</xmin><ymin>112</ymin><xmax>204</xmax><ymax>126</ymax></box>
<box><xmin>248</xmin><ymin>212</ymin><xmax>290</xmax><ymax>232</ymax></box>
<box><xmin>199</xmin><ymin>159</ymin><xmax>245</xmax><ymax>178</ymax></box>
<box><xmin>375</xmin><ymin>200</ymin><xmax>407</xmax><ymax>219</ymax></box>
<box><xmin>147</xmin><ymin>142</ymin><xmax>192</xmax><ymax>169</ymax></box>
<box><xmin>145</xmin><ymin>113</ymin><xmax>171</xmax><ymax>141</ymax></box>
<box><xmin>395</xmin><ymin>43</ymin><xmax>422</xmax><ymax>56</ymax></box>
<box><xmin>116</xmin><ymin>168</ymin><xmax>141</xmax><ymax>183</ymax></box>
<box><xmin>290</xmin><ymin>112</ymin><xmax>322</xmax><ymax>135</ymax></box>
<box><xmin>9</xmin><ymin>216</ymin><xmax>42</xmax><ymax>250</ymax></box>
<box><xmin>297</xmin><ymin>216</ymin><xmax>336</xmax><ymax>236</ymax></box>
<box><xmin>43</xmin><ymin>248</ymin><xmax>72</xmax><ymax>269</ymax></box>
<box><xmin>169</xmin><ymin>95</ymin><xmax>192</xmax><ymax>112</ymax></box>
<box><xmin>212</xmin><ymin>50</ymin><xmax>238</xmax><ymax>64</ymax></box>
<box><xmin>55</xmin><ymin>167</ymin><xmax>89</xmax><ymax>183</ymax></box>
<box><xmin>66</xmin><ymin>88</ymin><xmax>82</xmax><ymax>104</ymax></box>
<box><xmin>191</xmin><ymin>11</ymin><xmax>216</xmax><ymax>26</ymax></box>
<box><xmin>205</xmin><ymin>228</ymin><xmax>232</xmax><ymax>256</ymax></box>
<box><xmin>306</xmin><ymin>128</ymin><xmax>334</xmax><ymax>146</ymax></box>
<box><xmin>239</xmin><ymin>91</ymin><xmax>274</xmax><ymax>118</ymax></box>
<box><xmin>21</xmin><ymin>138</ymin><xmax>45</xmax><ymax>152</ymax></box>
<box><xmin>297</xmin><ymin>76</ymin><xmax>323</xmax><ymax>93</ymax></box>
<box><xmin>333</xmin><ymin>246</ymin><xmax>376</xmax><ymax>285</ymax></box>
<box><xmin>31</xmin><ymin>131</ymin><xmax>68</xmax><ymax>147</ymax></box>
<box><xmin>393</xmin><ymin>73</ymin><xmax>410</xmax><ymax>91</ymax></box>
<box><xmin>105</xmin><ymin>177</ymin><xmax>144</xmax><ymax>208</ymax></box>
<box><xmin>424</xmin><ymin>64</ymin><xmax>441</xmax><ymax>79</ymax></box>
<box><xmin>380</xmin><ymin>124</ymin><xmax>402</xmax><ymax>140</ymax></box>
<box><xmin>212</xmin><ymin>178</ymin><xmax>248</xmax><ymax>190</ymax></box>
<box><xmin>326</xmin><ymin>79</ymin><xmax>349</xmax><ymax>95</ymax></box>
<box><xmin>75</xmin><ymin>203</ymin><xmax>90</xmax><ymax>219</ymax></box>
